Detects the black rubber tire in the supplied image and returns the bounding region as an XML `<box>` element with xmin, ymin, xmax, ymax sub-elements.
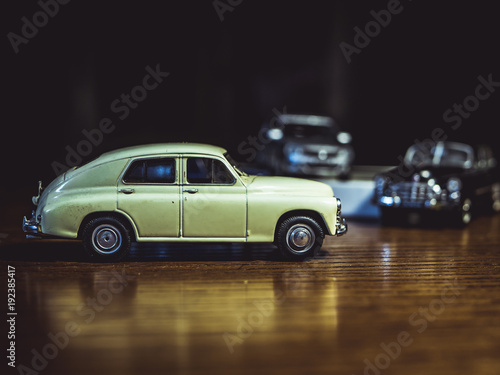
<box><xmin>82</xmin><ymin>217</ymin><xmax>131</xmax><ymax>262</ymax></box>
<box><xmin>276</xmin><ymin>216</ymin><xmax>324</xmax><ymax>261</ymax></box>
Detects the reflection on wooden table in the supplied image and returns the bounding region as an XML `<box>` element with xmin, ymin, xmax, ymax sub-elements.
<box><xmin>1</xmin><ymin>216</ymin><xmax>500</xmax><ymax>375</ymax></box>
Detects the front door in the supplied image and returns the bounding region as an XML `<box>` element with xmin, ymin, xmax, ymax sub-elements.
<box><xmin>181</xmin><ymin>156</ymin><xmax>247</xmax><ymax>238</ymax></box>
<box><xmin>117</xmin><ymin>157</ymin><xmax>180</xmax><ymax>238</ymax></box>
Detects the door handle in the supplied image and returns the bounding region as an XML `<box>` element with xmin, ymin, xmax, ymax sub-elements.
<box><xmin>119</xmin><ymin>188</ymin><xmax>135</xmax><ymax>194</ymax></box>
<box><xmin>183</xmin><ymin>188</ymin><xmax>198</xmax><ymax>194</ymax></box>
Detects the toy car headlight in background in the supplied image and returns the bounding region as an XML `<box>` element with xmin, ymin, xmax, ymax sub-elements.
<box><xmin>284</xmin><ymin>144</ymin><xmax>304</xmax><ymax>155</ymax></box>
<box><xmin>447</xmin><ymin>178</ymin><xmax>462</xmax><ymax>192</ymax></box>
<box><xmin>337</xmin><ymin>132</ymin><xmax>352</xmax><ymax>144</ymax></box>
<box><xmin>267</xmin><ymin>128</ymin><xmax>283</xmax><ymax>140</ymax></box>
<box><xmin>427</xmin><ymin>178</ymin><xmax>442</xmax><ymax>194</ymax></box>
<box><xmin>284</xmin><ymin>144</ymin><xmax>305</xmax><ymax>163</ymax></box>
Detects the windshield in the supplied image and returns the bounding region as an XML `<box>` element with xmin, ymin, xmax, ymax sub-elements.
<box><xmin>224</xmin><ymin>153</ymin><xmax>248</xmax><ymax>177</ymax></box>
<box><xmin>283</xmin><ymin>124</ymin><xmax>336</xmax><ymax>139</ymax></box>
<box><xmin>404</xmin><ymin>142</ymin><xmax>474</xmax><ymax>169</ymax></box>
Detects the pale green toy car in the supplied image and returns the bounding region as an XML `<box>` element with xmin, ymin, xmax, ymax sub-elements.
<box><xmin>23</xmin><ymin>143</ymin><xmax>347</xmax><ymax>261</ymax></box>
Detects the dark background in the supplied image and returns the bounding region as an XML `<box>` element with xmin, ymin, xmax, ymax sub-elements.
<box><xmin>2</xmin><ymin>0</ymin><xmax>500</xmax><ymax>190</ymax></box>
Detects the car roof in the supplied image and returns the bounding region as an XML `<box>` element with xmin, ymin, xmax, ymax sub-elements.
<box><xmin>97</xmin><ymin>143</ymin><xmax>228</xmax><ymax>164</ymax></box>
<box><xmin>64</xmin><ymin>143</ymin><xmax>229</xmax><ymax>180</ymax></box>
<box><xmin>279</xmin><ymin>114</ymin><xmax>335</xmax><ymax>127</ymax></box>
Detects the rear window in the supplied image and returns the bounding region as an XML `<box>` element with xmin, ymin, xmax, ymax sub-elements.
<box><xmin>123</xmin><ymin>158</ymin><xmax>176</xmax><ymax>183</ymax></box>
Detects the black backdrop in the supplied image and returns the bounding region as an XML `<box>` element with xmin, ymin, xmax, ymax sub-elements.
<box><xmin>3</xmin><ymin>0</ymin><xmax>500</xmax><ymax>190</ymax></box>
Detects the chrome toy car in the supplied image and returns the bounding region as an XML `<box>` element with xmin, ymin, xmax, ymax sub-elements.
<box><xmin>373</xmin><ymin>141</ymin><xmax>500</xmax><ymax>226</ymax></box>
<box><xmin>257</xmin><ymin>114</ymin><xmax>354</xmax><ymax>178</ymax></box>
<box><xmin>23</xmin><ymin>143</ymin><xmax>347</xmax><ymax>261</ymax></box>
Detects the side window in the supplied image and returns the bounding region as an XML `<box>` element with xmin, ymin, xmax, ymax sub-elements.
<box><xmin>187</xmin><ymin>158</ymin><xmax>235</xmax><ymax>184</ymax></box>
<box><xmin>124</xmin><ymin>160</ymin><xmax>144</xmax><ymax>183</ymax></box>
<box><xmin>213</xmin><ymin>159</ymin><xmax>234</xmax><ymax>184</ymax></box>
<box><xmin>123</xmin><ymin>158</ymin><xmax>176</xmax><ymax>183</ymax></box>
<box><xmin>187</xmin><ymin>158</ymin><xmax>212</xmax><ymax>183</ymax></box>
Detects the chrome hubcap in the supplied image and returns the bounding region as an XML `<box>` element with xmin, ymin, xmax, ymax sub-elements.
<box><xmin>92</xmin><ymin>224</ymin><xmax>122</xmax><ymax>254</ymax></box>
<box><xmin>286</xmin><ymin>224</ymin><xmax>315</xmax><ymax>254</ymax></box>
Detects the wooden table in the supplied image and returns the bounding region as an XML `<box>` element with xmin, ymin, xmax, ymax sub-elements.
<box><xmin>1</xmin><ymin>211</ymin><xmax>500</xmax><ymax>375</ymax></box>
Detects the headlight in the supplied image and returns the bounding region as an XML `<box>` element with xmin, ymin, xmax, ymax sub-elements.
<box><xmin>337</xmin><ymin>132</ymin><xmax>352</xmax><ymax>144</ymax></box>
<box><xmin>284</xmin><ymin>144</ymin><xmax>304</xmax><ymax>155</ymax></box>
<box><xmin>267</xmin><ymin>128</ymin><xmax>283</xmax><ymax>141</ymax></box>
<box><xmin>432</xmin><ymin>184</ymin><xmax>442</xmax><ymax>194</ymax></box>
<box><xmin>427</xmin><ymin>179</ymin><xmax>442</xmax><ymax>194</ymax></box>
<box><xmin>447</xmin><ymin>178</ymin><xmax>462</xmax><ymax>192</ymax></box>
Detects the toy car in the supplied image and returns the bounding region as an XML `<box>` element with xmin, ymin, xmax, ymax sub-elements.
<box><xmin>23</xmin><ymin>143</ymin><xmax>347</xmax><ymax>261</ymax></box>
<box><xmin>257</xmin><ymin>114</ymin><xmax>354</xmax><ymax>178</ymax></box>
<box><xmin>373</xmin><ymin>141</ymin><xmax>500</xmax><ymax>226</ymax></box>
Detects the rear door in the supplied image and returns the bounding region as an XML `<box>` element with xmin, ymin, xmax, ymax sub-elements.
<box><xmin>117</xmin><ymin>156</ymin><xmax>180</xmax><ymax>238</ymax></box>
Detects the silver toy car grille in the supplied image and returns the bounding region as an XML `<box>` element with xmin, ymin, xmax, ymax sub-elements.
<box><xmin>393</xmin><ymin>182</ymin><xmax>430</xmax><ymax>203</ymax></box>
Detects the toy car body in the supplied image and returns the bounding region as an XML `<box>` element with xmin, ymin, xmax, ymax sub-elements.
<box><xmin>23</xmin><ymin>143</ymin><xmax>347</xmax><ymax>260</ymax></box>
<box><xmin>257</xmin><ymin>114</ymin><xmax>354</xmax><ymax>178</ymax></box>
<box><xmin>373</xmin><ymin>141</ymin><xmax>500</xmax><ymax>225</ymax></box>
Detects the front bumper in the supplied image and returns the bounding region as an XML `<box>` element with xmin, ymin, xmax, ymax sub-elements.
<box><xmin>22</xmin><ymin>211</ymin><xmax>41</xmax><ymax>239</ymax></box>
<box><xmin>335</xmin><ymin>199</ymin><xmax>348</xmax><ymax>236</ymax></box>
<box><xmin>376</xmin><ymin>195</ymin><xmax>459</xmax><ymax>211</ymax></box>
<box><xmin>282</xmin><ymin>159</ymin><xmax>350</xmax><ymax>177</ymax></box>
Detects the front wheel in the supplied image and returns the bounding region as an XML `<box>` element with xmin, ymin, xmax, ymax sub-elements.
<box><xmin>82</xmin><ymin>217</ymin><xmax>131</xmax><ymax>261</ymax></box>
<box><xmin>276</xmin><ymin>216</ymin><xmax>324</xmax><ymax>261</ymax></box>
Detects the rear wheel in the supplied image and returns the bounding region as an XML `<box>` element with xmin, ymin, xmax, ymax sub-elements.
<box><xmin>82</xmin><ymin>217</ymin><xmax>131</xmax><ymax>261</ymax></box>
<box><xmin>277</xmin><ymin>216</ymin><xmax>324</xmax><ymax>261</ymax></box>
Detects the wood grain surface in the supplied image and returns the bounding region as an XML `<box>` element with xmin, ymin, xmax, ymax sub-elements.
<box><xmin>1</xmin><ymin>204</ymin><xmax>499</xmax><ymax>375</ymax></box>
